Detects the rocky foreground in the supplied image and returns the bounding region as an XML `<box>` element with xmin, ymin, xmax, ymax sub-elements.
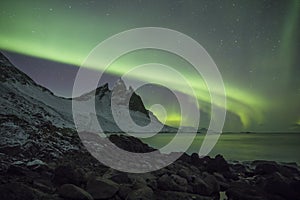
<box><xmin>1</xmin><ymin>125</ymin><xmax>300</xmax><ymax>200</ymax></box>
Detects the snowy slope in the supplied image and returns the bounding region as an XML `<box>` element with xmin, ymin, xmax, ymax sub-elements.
<box><xmin>0</xmin><ymin>52</ymin><xmax>177</xmax><ymax>133</ymax></box>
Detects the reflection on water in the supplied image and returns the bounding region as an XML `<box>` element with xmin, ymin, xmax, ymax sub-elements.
<box><xmin>140</xmin><ymin>133</ymin><xmax>300</xmax><ymax>163</ymax></box>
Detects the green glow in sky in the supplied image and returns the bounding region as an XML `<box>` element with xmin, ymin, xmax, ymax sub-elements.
<box><xmin>0</xmin><ymin>0</ymin><xmax>299</xmax><ymax>131</ymax></box>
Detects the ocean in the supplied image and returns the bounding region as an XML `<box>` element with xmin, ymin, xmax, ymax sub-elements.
<box><xmin>140</xmin><ymin>132</ymin><xmax>300</xmax><ymax>163</ymax></box>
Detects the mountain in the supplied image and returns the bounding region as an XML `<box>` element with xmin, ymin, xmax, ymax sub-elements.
<box><xmin>1</xmin><ymin>52</ymin><xmax>300</xmax><ymax>200</ymax></box>
<box><xmin>0</xmin><ymin>52</ymin><xmax>176</xmax><ymax>133</ymax></box>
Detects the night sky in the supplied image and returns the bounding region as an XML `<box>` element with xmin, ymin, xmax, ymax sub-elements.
<box><xmin>0</xmin><ymin>0</ymin><xmax>299</xmax><ymax>132</ymax></box>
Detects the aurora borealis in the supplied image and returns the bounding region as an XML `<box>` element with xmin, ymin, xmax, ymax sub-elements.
<box><xmin>0</xmin><ymin>0</ymin><xmax>299</xmax><ymax>131</ymax></box>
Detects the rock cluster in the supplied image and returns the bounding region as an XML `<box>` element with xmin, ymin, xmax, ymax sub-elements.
<box><xmin>1</xmin><ymin>133</ymin><xmax>300</xmax><ymax>200</ymax></box>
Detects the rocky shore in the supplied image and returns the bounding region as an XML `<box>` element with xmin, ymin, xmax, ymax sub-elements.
<box><xmin>1</xmin><ymin>129</ymin><xmax>300</xmax><ymax>200</ymax></box>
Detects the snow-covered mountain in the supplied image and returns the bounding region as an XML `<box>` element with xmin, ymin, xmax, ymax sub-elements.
<box><xmin>0</xmin><ymin>52</ymin><xmax>177</xmax><ymax>134</ymax></box>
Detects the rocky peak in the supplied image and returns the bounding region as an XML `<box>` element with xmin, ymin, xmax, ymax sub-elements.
<box><xmin>111</xmin><ymin>78</ymin><xmax>149</xmax><ymax>117</ymax></box>
<box><xmin>112</xmin><ymin>78</ymin><xmax>127</xmax><ymax>93</ymax></box>
<box><xmin>75</xmin><ymin>83</ymin><xmax>110</xmax><ymax>101</ymax></box>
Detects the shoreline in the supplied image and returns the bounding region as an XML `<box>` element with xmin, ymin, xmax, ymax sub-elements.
<box><xmin>1</xmin><ymin>133</ymin><xmax>299</xmax><ymax>200</ymax></box>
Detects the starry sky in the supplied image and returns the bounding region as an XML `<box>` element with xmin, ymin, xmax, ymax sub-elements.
<box><xmin>0</xmin><ymin>0</ymin><xmax>299</xmax><ymax>132</ymax></box>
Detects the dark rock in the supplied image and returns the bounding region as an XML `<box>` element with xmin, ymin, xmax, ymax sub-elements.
<box><xmin>32</xmin><ymin>178</ymin><xmax>55</xmax><ymax>193</ymax></box>
<box><xmin>213</xmin><ymin>172</ymin><xmax>229</xmax><ymax>191</ymax></box>
<box><xmin>231</xmin><ymin>163</ymin><xmax>247</xmax><ymax>174</ymax></box>
<box><xmin>26</xmin><ymin>159</ymin><xmax>48</xmax><ymax>171</ymax></box>
<box><xmin>191</xmin><ymin>153</ymin><xmax>201</xmax><ymax>166</ymax></box>
<box><xmin>7</xmin><ymin>164</ymin><xmax>30</xmax><ymax>176</ymax></box>
<box><xmin>189</xmin><ymin>173</ymin><xmax>219</xmax><ymax>196</ymax></box>
<box><xmin>155</xmin><ymin>190</ymin><xmax>213</xmax><ymax>200</ymax></box>
<box><xmin>0</xmin><ymin>144</ymin><xmax>22</xmax><ymax>156</ymax></box>
<box><xmin>178</xmin><ymin>153</ymin><xmax>191</xmax><ymax>163</ymax></box>
<box><xmin>263</xmin><ymin>172</ymin><xmax>300</xmax><ymax>200</ymax></box>
<box><xmin>202</xmin><ymin>172</ymin><xmax>220</xmax><ymax>195</ymax></box>
<box><xmin>86</xmin><ymin>177</ymin><xmax>119</xmax><ymax>199</ymax></box>
<box><xmin>146</xmin><ymin>178</ymin><xmax>157</xmax><ymax>190</ymax></box>
<box><xmin>110</xmin><ymin>172</ymin><xmax>132</xmax><ymax>184</ymax></box>
<box><xmin>117</xmin><ymin>184</ymin><xmax>132</xmax><ymax>199</ymax></box>
<box><xmin>109</xmin><ymin>135</ymin><xmax>155</xmax><ymax>153</ymax></box>
<box><xmin>291</xmin><ymin>179</ymin><xmax>300</xmax><ymax>195</ymax></box>
<box><xmin>254</xmin><ymin>161</ymin><xmax>281</xmax><ymax>175</ymax></box>
<box><xmin>129</xmin><ymin>91</ymin><xmax>149</xmax><ymax>118</ymax></box>
<box><xmin>58</xmin><ymin>184</ymin><xmax>93</xmax><ymax>200</ymax></box>
<box><xmin>177</xmin><ymin>168</ymin><xmax>190</xmax><ymax>180</ymax></box>
<box><xmin>157</xmin><ymin>174</ymin><xmax>188</xmax><ymax>192</ymax></box>
<box><xmin>206</xmin><ymin>155</ymin><xmax>229</xmax><ymax>173</ymax></box>
<box><xmin>226</xmin><ymin>182</ymin><xmax>284</xmax><ymax>200</ymax></box>
<box><xmin>0</xmin><ymin>182</ymin><xmax>39</xmax><ymax>200</ymax></box>
<box><xmin>127</xmin><ymin>186</ymin><xmax>154</xmax><ymax>200</ymax></box>
<box><xmin>53</xmin><ymin>165</ymin><xmax>85</xmax><ymax>186</ymax></box>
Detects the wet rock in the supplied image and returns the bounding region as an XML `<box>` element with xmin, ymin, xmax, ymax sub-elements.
<box><xmin>53</xmin><ymin>165</ymin><xmax>85</xmax><ymax>186</ymax></box>
<box><xmin>202</xmin><ymin>172</ymin><xmax>220</xmax><ymax>195</ymax></box>
<box><xmin>206</xmin><ymin>155</ymin><xmax>229</xmax><ymax>173</ymax></box>
<box><xmin>190</xmin><ymin>153</ymin><xmax>201</xmax><ymax>166</ymax></box>
<box><xmin>226</xmin><ymin>182</ymin><xmax>284</xmax><ymax>200</ymax></box>
<box><xmin>32</xmin><ymin>178</ymin><xmax>55</xmax><ymax>193</ymax></box>
<box><xmin>254</xmin><ymin>161</ymin><xmax>281</xmax><ymax>175</ymax></box>
<box><xmin>157</xmin><ymin>174</ymin><xmax>188</xmax><ymax>192</ymax></box>
<box><xmin>0</xmin><ymin>144</ymin><xmax>22</xmax><ymax>156</ymax></box>
<box><xmin>26</xmin><ymin>159</ymin><xmax>48</xmax><ymax>171</ymax></box>
<box><xmin>117</xmin><ymin>184</ymin><xmax>132</xmax><ymax>199</ymax></box>
<box><xmin>177</xmin><ymin>168</ymin><xmax>191</xmax><ymax>180</ymax></box>
<box><xmin>213</xmin><ymin>172</ymin><xmax>229</xmax><ymax>191</ymax></box>
<box><xmin>127</xmin><ymin>186</ymin><xmax>154</xmax><ymax>200</ymax></box>
<box><xmin>291</xmin><ymin>179</ymin><xmax>300</xmax><ymax>196</ymax></box>
<box><xmin>7</xmin><ymin>164</ymin><xmax>30</xmax><ymax>176</ymax></box>
<box><xmin>109</xmin><ymin>135</ymin><xmax>155</xmax><ymax>153</ymax></box>
<box><xmin>231</xmin><ymin>163</ymin><xmax>248</xmax><ymax>175</ymax></box>
<box><xmin>0</xmin><ymin>182</ymin><xmax>39</xmax><ymax>200</ymax></box>
<box><xmin>86</xmin><ymin>177</ymin><xmax>119</xmax><ymax>199</ymax></box>
<box><xmin>155</xmin><ymin>190</ymin><xmax>213</xmax><ymax>200</ymax></box>
<box><xmin>58</xmin><ymin>184</ymin><xmax>93</xmax><ymax>200</ymax></box>
<box><xmin>108</xmin><ymin>172</ymin><xmax>132</xmax><ymax>184</ymax></box>
<box><xmin>131</xmin><ymin>176</ymin><xmax>147</xmax><ymax>189</ymax></box>
<box><xmin>190</xmin><ymin>174</ymin><xmax>218</xmax><ymax>196</ymax></box>
<box><xmin>26</xmin><ymin>159</ymin><xmax>46</xmax><ymax>167</ymax></box>
<box><xmin>178</xmin><ymin>153</ymin><xmax>191</xmax><ymax>163</ymax></box>
<box><xmin>263</xmin><ymin>172</ymin><xmax>300</xmax><ymax>200</ymax></box>
<box><xmin>146</xmin><ymin>178</ymin><xmax>157</xmax><ymax>190</ymax></box>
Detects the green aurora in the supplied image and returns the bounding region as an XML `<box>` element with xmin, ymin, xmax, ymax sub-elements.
<box><xmin>0</xmin><ymin>0</ymin><xmax>299</xmax><ymax>131</ymax></box>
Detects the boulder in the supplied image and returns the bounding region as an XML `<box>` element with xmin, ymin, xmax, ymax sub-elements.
<box><xmin>86</xmin><ymin>177</ymin><xmax>119</xmax><ymax>199</ymax></box>
<box><xmin>226</xmin><ymin>182</ymin><xmax>284</xmax><ymax>200</ymax></box>
<box><xmin>0</xmin><ymin>182</ymin><xmax>39</xmax><ymax>200</ymax></box>
<box><xmin>254</xmin><ymin>161</ymin><xmax>281</xmax><ymax>175</ymax></box>
<box><xmin>127</xmin><ymin>186</ymin><xmax>154</xmax><ymax>200</ymax></box>
<box><xmin>155</xmin><ymin>190</ymin><xmax>213</xmax><ymax>200</ymax></box>
<box><xmin>202</xmin><ymin>172</ymin><xmax>220</xmax><ymax>195</ymax></box>
<box><xmin>26</xmin><ymin>159</ymin><xmax>48</xmax><ymax>171</ymax></box>
<box><xmin>157</xmin><ymin>174</ymin><xmax>188</xmax><ymax>192</ymax></box>
<box><xmin>190</xmin><ymin>174</ymin><xmax>219</xmax><ymax>196</ymax></box>
<box><xmin>58</xmin><ymin>184</ymin><xmax>93</xmax><ymax>200</ymax></box>
<box><xmin>32</xmin><ymin>178</ymin><xmax>55</xmax><ymax>193</ymax></box>
<box><xmin>110</xmin><ymin>172</ymin><xmax>131</xmax><ymax>184</ymax></box>
<box><xmin>206</xmin><ymin>155</ymin><xmax>229</xmax><ymax>173</ymax></box>
<box><xmin>263</xmin><ymin>172</ymin><xmax>300</xmax><ymax>200</ymax></box>
<box><xmin>117</xmin><ymin>184</ymin><xmax>132</xmax><ymax>199</ymax></box>
<box><xmin>7</xmin><ymin>164</ymin><xmax>30</xmax><ymax>176</ymax></box>
<box><xmin>213</xmin><ymin>172</ymin><xmax>228</xmax><ymax>191</ymax></box>
<box><xmin>0</xmin><ymin>144</ymin><xmax>22</xmax><ymax>156</ymax></box>
<box><xmin>53</xmin><ymin>165</ymin><xmax>85</xmax><ymax>186</ymax></box>
<box><xmin>177</xmin><ymin>168</ymin><xmax>191</xmax><ymax>180</ymax></box>
<box><xmin>190</xmin><ymin>153</ymin><xmax>201</xmax><ymax>166</ymax></box>
<box><xmin>109</xmin><ymin>135</ymin><xmax>155</xmax><ymax>153</ymax></box>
